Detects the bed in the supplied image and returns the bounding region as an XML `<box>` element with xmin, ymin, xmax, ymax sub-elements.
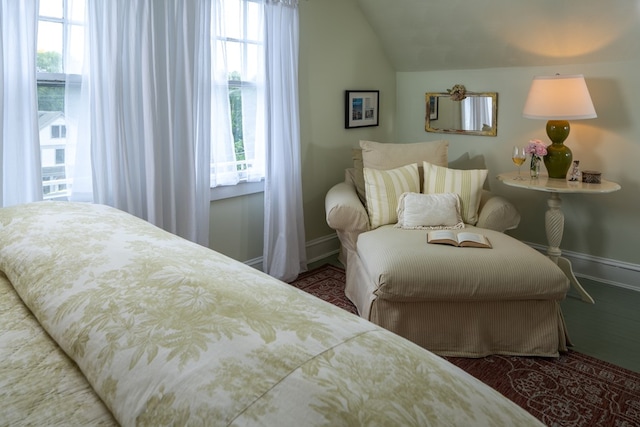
<box><xmin>0</xmin><ymin>202</ymin><xmax>543</xmax><ymax>426</ymax></box>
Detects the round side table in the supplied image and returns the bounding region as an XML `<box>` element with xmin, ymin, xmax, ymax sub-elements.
<box><xmin>497</xmin><ymin>172</ymin><xmax>621</xmax><ymax>303</ymax></box>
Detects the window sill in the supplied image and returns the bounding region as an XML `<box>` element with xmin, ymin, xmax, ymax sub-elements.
<box><xmin>210</xmin><ymin>180</ymin><xmax>264</xmax><ymax>201</ymax></box>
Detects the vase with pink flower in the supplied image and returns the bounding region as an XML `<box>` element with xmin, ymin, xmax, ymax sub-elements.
<box><xmin>525</xmin><ymin>139</ymin><xmax>547</xmax><ymax>178</ymax></box>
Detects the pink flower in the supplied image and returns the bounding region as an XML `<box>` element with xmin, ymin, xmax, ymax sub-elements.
<box><xmin>525</xmin><ymin>139</ymin><xmax>548</xmax><ymax>156</ymax></box>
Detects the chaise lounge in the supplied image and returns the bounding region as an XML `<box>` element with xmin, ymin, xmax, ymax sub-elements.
<box><xmin>325</xmin><ymin>140</ymin><xmax>570</xmax><ymax>357</ymax></box>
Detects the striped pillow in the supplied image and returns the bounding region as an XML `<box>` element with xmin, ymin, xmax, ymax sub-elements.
<box><xmin>364</xmin><ymin>163</ymin><xmax>420</xmax><ymax>229</ymax></box>
<box><xmin>422</xmin><ymin>161</ymin><xmax>488</xmax><ymax>225</ymax></box>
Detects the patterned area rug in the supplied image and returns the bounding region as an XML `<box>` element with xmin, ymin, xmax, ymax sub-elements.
<box><xmin>289</xmin><ymin>264</ymin><xmax>640</xmax><ymax>427</ymax></box>
<box><xmin>290</xmin><ymin>264</ymin><xmax>358</xmax><ymax>315</ymax></box>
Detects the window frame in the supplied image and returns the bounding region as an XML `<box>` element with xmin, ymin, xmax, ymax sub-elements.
<box><xmin>36</xmin><ymin>2</ymin><xmax>81</xmax><ymax>200</ymax></box>
<box><xmin>210</xmin><ymin>0</ymin><xmax>265</xmax><ymax>200</ymax></box>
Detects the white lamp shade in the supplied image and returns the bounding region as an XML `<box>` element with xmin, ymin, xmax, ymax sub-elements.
<box><xmin>522</xmin><ymin>74</ymin><xmax>597</xmax><ymax>120</ymax></box>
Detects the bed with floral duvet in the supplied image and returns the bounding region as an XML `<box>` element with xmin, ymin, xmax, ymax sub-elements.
<box><xmin>0</xmin><ymin>202</ymin><xmax>543</xmax><ymax>426</ymax></box>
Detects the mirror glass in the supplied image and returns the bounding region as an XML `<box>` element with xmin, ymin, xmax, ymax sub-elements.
<box><xmin>425</xmin><ymin>92</ymin><xmax>498</xmax><ymax>136</ymax></box>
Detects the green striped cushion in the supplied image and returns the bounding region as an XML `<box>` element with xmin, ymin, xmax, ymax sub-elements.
<box><xmin>422</xmin><ymin>161</ymin><xmax>488</xmax><ymax>225</ymax></box>
<box><xmin>364</xmin><ymin>163</ymin><xmax>420</xmax><ymax>229</ymax></box>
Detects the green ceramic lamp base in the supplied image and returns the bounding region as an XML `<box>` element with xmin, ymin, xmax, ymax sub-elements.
<box><xmin>543</xmin><ymin>120</ymin><xmax>573</xmax><ymax>179</ymax></box>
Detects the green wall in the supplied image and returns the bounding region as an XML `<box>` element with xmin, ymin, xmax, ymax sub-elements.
<box><xmin>210</xmin><ymin>0</ymin><xmax>639</xmax><ymax>279</ymax></box>
<box><xmin>209</xmin><ymin>191</ymin><xmax>264</xmax><ymax>262</ymax></box>
<box><xmin>209</xmin><ymin>0</ymin><xmax>396</xmax><ymax>263</ymax></box>
<box><xmin>396</xmin><ymin>62</ymin><xmax>640</xmax><ymax>266</ymax></box>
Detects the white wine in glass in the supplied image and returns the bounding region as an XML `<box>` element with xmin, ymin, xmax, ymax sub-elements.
<box><xmin>512</xmin><ymin>146</ymin><xmax>526</xmax><ymax>180</ymax></box>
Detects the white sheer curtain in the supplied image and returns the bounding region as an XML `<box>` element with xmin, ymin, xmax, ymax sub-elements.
<box><xmin>210</xmin><ymin>0</ymin><xmax>265</xmax><ymax>186</ymax></box>
<box><xmin>73</xmin><ymin>1</ymin><xmax>211</xmax><ymax>246</ymax></box>
<box><xmin>262</xmin><ymin>0</ymin><xmax>307</xmax><ymax>282</ymax></box>
<box><xmin>461</xmin><ymin>96</ymin><xmax>492</xmax><ymax>131</ymax></box>
<box><xmin>0</xmin><ymin>0</ymin><xmax>42</xmax><ymax>207</ymax></box>
<box><xmin>210</xmin><ymin>0</ymin><xmax>238</xmax><ymax>187</ymax></box>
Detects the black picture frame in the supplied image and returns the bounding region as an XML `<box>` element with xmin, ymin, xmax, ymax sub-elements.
<box><xmin>345</xmin><ymin>90</ymin><xmax>379</xmax><ymax>129</ymax></box>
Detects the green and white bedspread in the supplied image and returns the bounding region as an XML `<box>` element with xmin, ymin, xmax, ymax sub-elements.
<box><xmin>0</xmin><ymin>202</ymin><xmax>543</xmax><ymax>426</ymax></box>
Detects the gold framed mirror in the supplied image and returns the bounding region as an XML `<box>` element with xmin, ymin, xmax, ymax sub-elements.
<box><xmin>425</xmin><ymin>92</ymin><xmax>498</xmax><ymax>136</ymax></box>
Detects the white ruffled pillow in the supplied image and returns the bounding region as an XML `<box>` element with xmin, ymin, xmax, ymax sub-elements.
<box><xmin>396</xmin><ymin>192</ymin><xmax>464</xmax><ymax>230</ymax></box>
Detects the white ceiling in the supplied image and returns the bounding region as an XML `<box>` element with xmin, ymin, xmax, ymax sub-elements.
<box><xmin>355</xmin><ymin>0</ymin><xmax>640</xmax><ymax>71</ymax></box>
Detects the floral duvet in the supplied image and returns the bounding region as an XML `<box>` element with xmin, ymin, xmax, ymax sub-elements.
<box><xmin>0</xmin><ymin>202</ymin><xmax>543</xmax><ymax>426</ymax></box>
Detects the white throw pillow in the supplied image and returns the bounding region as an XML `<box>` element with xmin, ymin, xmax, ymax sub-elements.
<box><xmin>396</xmin><ymin>192</ymin><xmax>464</xmax><ymax>230</ymax></box>
<box><xmin>422</xmin><ymin>161</ymin><xmax>488</xmax><ymax>225</ymax></box>
<box><xmin>364</xmin><ymin>163</ymin><xmax>420</xmax><ymax>229</ymax></box>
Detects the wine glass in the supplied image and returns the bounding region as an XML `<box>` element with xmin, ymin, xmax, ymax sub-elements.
<box><xmin>511</xmin><ymin>146</ymin><xmax>526</xmax><ymax>180</ymax></box>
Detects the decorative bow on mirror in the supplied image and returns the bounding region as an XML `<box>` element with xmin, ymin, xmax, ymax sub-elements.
<box><xmin>447</xmin><ymin>84</ymin><xmax>467</xmax><ymax>101</ymax></box>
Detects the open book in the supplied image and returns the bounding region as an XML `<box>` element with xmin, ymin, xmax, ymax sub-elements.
<box><xmin>427</xmin><ymin>230</ymin><xmax>492</xmax><ymax>248</ymax></box>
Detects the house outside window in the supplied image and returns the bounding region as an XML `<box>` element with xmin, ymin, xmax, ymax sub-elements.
<box><xmin>37</xmin><ymin>111</ymin><xmax>68</xmax><ymax>199</ymax></box>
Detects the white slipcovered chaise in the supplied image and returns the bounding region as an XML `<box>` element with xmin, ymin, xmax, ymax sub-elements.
<box><xmin>325</xmin><ymin>140</ymin><xmax>570</xmax><ymax>357</ymax></box>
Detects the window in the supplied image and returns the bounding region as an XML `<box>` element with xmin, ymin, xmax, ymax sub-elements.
<box><xmin>37</xmin><ymin>0</ymin><xmax>85</xmax><ymax>200</ymax></box>
<box><xmin>35</xmin><ymin>1</ymin><xmax>264</xmax><ymax>201</ymax></box>
<box><xmin>55</xmin><ymin>148</ymin><xmax>65</xmax><ymax>164</ymax></box>
<box><xmin>210</xmin><ymin>0</ymin><xmax>265</xmax><ymax>195</ymax></box>
<box><xmin>51</xmin><ymin>125</ymin><xmax>66</xmax><ymax>139</ymax></box>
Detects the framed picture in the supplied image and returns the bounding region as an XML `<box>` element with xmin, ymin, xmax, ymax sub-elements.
<box><xmin>428</xmin><ymin>95</ymin><xmax>438</xmax><ymax>120</ymax></box>
<box><xmin>345</xmin><ymin>90</ymin><xmax>379</xmax><ymax>128</ymax></box>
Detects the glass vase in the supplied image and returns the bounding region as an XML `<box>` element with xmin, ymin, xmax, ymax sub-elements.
<box><xmin>530</xmin><ymin>156</ymin><xmax>541</xmax><ymax>178</ymax></box>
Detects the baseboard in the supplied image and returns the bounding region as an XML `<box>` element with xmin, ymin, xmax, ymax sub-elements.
<box><xmin>305</xmin><ymin>234</ymin><xmax>341</xmax><ymax>265</ymax></box>
<box><xmin>526</xmin><ymin>242</ymin><xmax>640</xmax><ymax>293</ymax></box>
<box><xmin>243</xmin><ymin>234</ymin><xmax>341</xmax><ymax>273</ymax></box>
<box><xmin>244</xmin><ymin>256</ymin><xmax>263</xmax><ymax>270</ymax></box>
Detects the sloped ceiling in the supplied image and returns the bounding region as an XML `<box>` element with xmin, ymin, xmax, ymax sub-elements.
<box><xmin>355</xmin><ymin>0</ymin><xmax>640</xmax><ymax>71</ymax></box>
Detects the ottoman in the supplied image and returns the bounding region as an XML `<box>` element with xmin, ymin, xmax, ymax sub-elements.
<box><xmin>346</xmin><ymin>225</ymin><xmax>571</xmax><ymax>357</ymax></box>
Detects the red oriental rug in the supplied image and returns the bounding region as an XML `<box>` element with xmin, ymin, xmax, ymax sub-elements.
<box><xmin>289</xmin><ymin>264</ymin><xmax>640</xmax><ymax>427</ymax></box>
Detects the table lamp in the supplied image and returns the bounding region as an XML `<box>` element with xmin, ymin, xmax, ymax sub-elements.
<box><xmin>522</xmin><ymin>74</ymin><xmax>597</xmax><ymax>179</ymax></box>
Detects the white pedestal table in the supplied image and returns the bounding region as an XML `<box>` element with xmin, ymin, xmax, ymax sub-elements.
<box><xmin>497</xmin><ymin>171</ymin><xmax>621</xmax><ymax>304</ymax></box>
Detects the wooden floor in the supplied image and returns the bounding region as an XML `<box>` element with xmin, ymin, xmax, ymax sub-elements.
<box><xmin>561</xmin><ymin>277</ymin><xmax>640</xmax><ymax>373</ymax></box>
<box><xmin>309</xmin><ymin>256</ymin><xmax>640</xmax><ymax>373</ymax></box>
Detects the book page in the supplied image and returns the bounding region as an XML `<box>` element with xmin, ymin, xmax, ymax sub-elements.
<box><xmin>427</xmin><ymin>230</ymin><xmax>458</xmax><ymax>246</ymax></box>
<box><xmin>457</xmin><ymin>232</ymin><xmax>491</xmax><ymax>248</ymax></box>
<box><xmin>457</xmin><ymin>232</ymin><xmax>487</xmax><ymax>244</ymax></box>
<box><xmin>428</xmin><ymin>230</ymin><xmax>456</xmax><ymax>241</ymax></box>
<box><xmin>427</xmin><ymin>231</ymin><xmax>491</xmax><ymax>248</ymax></box>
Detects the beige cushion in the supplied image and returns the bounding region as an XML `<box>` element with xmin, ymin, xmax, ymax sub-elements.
<box><xmin>360</xmin><ymin>140</ymin><xmax>449</xmax><ymax>170</ymax></box>
<box><xmin>396</xmin><ymin>192</ymin><xmax>464</xmax><ymax>230</ymax></box>
<box><xmin>422</xmin><ymin>161</ymin><xmax>488</xmax><ymax>225</ymax></box>
<box><xmin>476</xmin><ymin>191</ymin><xmax>521</xmax><ymax>232</ymax></box>
<box><xmin>357</xmin><ymin>140</ymin><xmax>449</xmax><ymax>194</ymax></box>
<box><xmin>357</xmin><ymin>225</ymin><xmax>569</xmax><ymax>301</ymax></box>
<box><xmin>364</xmin><ymin>163</ymin><xmax>420</xmax><ymax>229</ymax></box>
